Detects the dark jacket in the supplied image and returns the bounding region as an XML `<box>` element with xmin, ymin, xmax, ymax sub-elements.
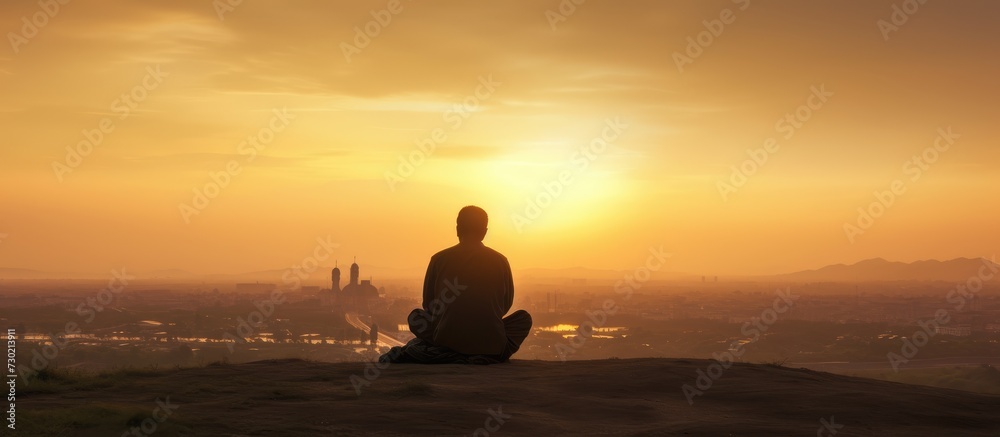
<box><xmin>422</xmin><ymin>241</ymin><xmax>514</xmax><ymax>355</ymax></box>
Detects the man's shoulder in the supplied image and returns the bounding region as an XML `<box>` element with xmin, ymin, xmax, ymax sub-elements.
<box><xmin>432</xmin><ymin>244</ymin><xmax>508</xmax><ymax>263</ymax></box>
<box><xmin>481</xmin><ymin>245</ymin><xmax>508</xmax><ymax>262</ymax></box>
<box><xmin>430</xmin><ymin>245</ymin><xmax>461</xmax><ymax>259</ymax></box>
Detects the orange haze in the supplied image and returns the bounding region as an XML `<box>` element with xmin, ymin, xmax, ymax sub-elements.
<box><xmin>1</xmin><ymin>0</ymin><xmax>998</xmax><ymax>277</ymax></box>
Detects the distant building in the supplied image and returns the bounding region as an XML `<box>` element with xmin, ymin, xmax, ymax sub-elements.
<box><xmin>331</xmin><ymin>259</ymin><xmax>380</xmax><ymax>311</ymax></box>
<box><xmin>332</xmin><ymin>263</ymin><xmax>341</xmax><ymax>293</ymax></box>
<box><xmin>935</xmin><ymin>325</ymin><xmax>972</xmax><ymax>337</ymax></box>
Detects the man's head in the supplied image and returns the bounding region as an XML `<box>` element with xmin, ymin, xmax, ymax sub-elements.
<box><xmin>456</xmin><ymin>205</ymin><xmax>488</xmax><ymax>242</ymax></box>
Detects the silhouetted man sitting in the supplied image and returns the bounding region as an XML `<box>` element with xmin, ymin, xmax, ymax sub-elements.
<box><xmin>379</xmin><ymin>206</ymin><xmax>532</xmax><ymax>364</ymax></box>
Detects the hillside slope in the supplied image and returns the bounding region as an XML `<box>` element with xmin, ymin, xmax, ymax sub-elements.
<box><xmin>15</xmin><ymin>358</ymin><xmax>1000</xmax><ymax>436</ymax></box>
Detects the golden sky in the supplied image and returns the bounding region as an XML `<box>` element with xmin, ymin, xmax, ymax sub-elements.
<box><xmin>1</xmin><ymin>0</ymin><xmax>998</xmax><ymax>278</ymax></box>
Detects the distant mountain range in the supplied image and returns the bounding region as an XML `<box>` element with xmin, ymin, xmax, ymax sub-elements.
<box><xmin>771</xmin><ymin>257</ymin><xmax>999</xmax><ymax>283</ymax></box>
<box><xmin>1</xmin><ymin>257</ymin><xmax>997</xmax><ymax>283</ymax></box>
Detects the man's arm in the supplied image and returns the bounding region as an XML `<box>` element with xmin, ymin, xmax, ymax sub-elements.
<box><xmin>422</xmin><ymin>256</ymin><xmax>436</xmax><ymax>312</ymax></box>
<box><xmin>502</xmin><ymin>257</ymin><xmax>514</xmax><ymax>314</ymax></box>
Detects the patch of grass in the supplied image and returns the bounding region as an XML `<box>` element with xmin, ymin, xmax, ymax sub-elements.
<box><xmin>21</xmin><ymin>363</ymin><xmax>182</xmax><ymax>396</ymax></box>
<box><xmin>760</xmin><ymin>357</ymin><xmax>790</xmax><ymax>368</ymax></box>
<box><xmin>100</xmin><ymin>366</ymin><xmax>167</xmax><ymax>378</ymax></box>
<box><xmin>206</xmin><ymin>358</ymin><xmax>231</xmax><ymax>367</ymax></box>
<box><xmin>19</xmin><ymin>367</ymin><xmax>89</xmax><ymax>395</ymax></box>
<box><xmin>34</xmin><ymin>366</ymin><xmax>86</xmax><ymax>382</ymax></box>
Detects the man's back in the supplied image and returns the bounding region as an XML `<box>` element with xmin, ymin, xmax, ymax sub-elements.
<box><xmin>423</xmin><ymin>241</ymin><xmax>513</xmax><ymax>355</ymax></box>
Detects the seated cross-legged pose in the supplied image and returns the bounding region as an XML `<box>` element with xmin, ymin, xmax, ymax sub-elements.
<box><xmin>380</xmin><ymin>206</ymin><xmax>532</xmax><ymax>364</ymax></box>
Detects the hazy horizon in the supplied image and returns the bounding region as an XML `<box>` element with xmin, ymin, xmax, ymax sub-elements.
<box><xmin>1</xmin><ymin>255</ymin><xmax>996</xmax><ymax>283</ymax></box>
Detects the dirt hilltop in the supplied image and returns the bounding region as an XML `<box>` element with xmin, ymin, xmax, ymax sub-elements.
<box><xmin>14</xmin><ymin>358</ymin><xmax>1000</xmax><ymax>436</ymax></box>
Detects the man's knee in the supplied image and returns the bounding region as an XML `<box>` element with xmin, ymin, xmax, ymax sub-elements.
<box><xmin>507</xmin><ymin>310</ymin><xmax>532</xmax><ymax>330</ymax></box>
<box><xmin>515</xmin><ymin>309</ymin><xmax>532</xmax><ymax>323</ymax></box>
<box><xmin>408</xmin><ymin>308</ymin><xmax>427</xmax><ymax>321</ymax></box>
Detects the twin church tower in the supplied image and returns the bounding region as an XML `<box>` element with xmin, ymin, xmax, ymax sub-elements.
<box><xmin>330</xmin><ymin>258</ymin><xmax>380</xmax><ymax>309</ymax></box>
